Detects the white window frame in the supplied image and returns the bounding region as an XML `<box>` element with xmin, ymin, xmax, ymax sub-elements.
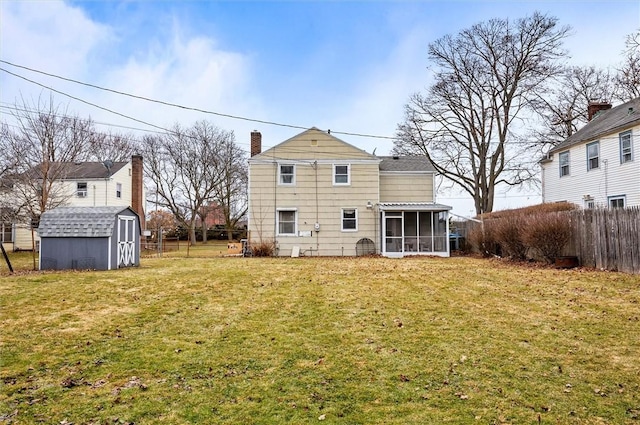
<box><xmin>559</xmin><ymin>151</ymin><xmax>570</xmax><ymax>177</ymax></box>
<box><xmin>77</xmin><ymin>182</ymin><xmax>88</xmax><ymax>198</ymax></box>
<box><xmin>116</xmin><ymin>182</ymin><xmax>122</xmax><ymax>198</ymax></box>
<box><xmin>341</xmin><ymin>208</ymin><xmax>358</xmax><ymax>232</ymax></box>
<box><xmin>333</xmin><ymin>164</ymin><xmax>350</xmax><ymax>186</ymax></box>
<box><xmin>276</xmin><ymin>209</ymin><xmax>297</xmax><ymax>236</ymax></box>
<box><xmin>608</xmin><ymin>195</ymin><xmax>625</xmax><ymax>209</ymax></box>
<box><xmin>587</xmin><ymin>141</ymin><xmax>599</xmax><ymax>171</ymax></box>
<box><xmin>278</xmin><ymin>164</ymin><xmax>295</xmax><ymax>186</ymax></box>
<box><xmin>620</xmin><ymin>130</ymin><xmax>633</xmax><ymax>164</ymax></box>
<box><xmin>584</xmin><ymin>199</ymin><xmax>595</xmax><ymax>209</ymax></box>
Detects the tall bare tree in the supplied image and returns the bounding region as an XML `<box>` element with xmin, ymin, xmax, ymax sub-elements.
<box><xmin>1</xmin><ymin>94</ymin><xmax>95</xmax><ymax>223</ymax></box>
<box><xmin>529</xmin><ymin>66</ymin><xmax>615</xmax><ymax>149</ymax></box>
<box><xmin>212</xmin><ymin>134</ymin><xmax>248</xmax><ymax>240</ymax></box>
<box><xmin>395</xmin><ymin>12</ymin><xmax>570</xmax><ymax>215</ymax></box>
<box><xmin>614</xmin><ymin>30</ymin><xmax>640</xmax><ymax>101</ymax></box>
<box><xmin>141</xmin><ymin>121</ymin><xmax>230</xmax><ymax>245</ymax></box>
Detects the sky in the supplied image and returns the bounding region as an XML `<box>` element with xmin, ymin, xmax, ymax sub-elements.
<box><xmin>1</xmin><ymin>0</ymin><xmax>639</xmax><ymax>217</ymax></box>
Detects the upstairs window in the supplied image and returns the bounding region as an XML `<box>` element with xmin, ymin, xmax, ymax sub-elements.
<box><xmin>333</xmin><ymin>164</ymin><xmax>350</xmax><ymax>185</ymax></box>
<box><xmin>77</xmin><ymin>182</ymin><xmax>88</xmax><ymax>198</ymax></box>
<box><xmin>341</xmin><ymin>208</ymin><xmax>358</xmax><ymax>231</ymax></box>
<box><xmin>620</xmin><ymin>130</ymin><xmax>633</xmax><ymax>163</ymax></box>
<box><xmin>279</xmin><ymin>164</ymin><xmax>295</xmax><ymax>185</ymax></box>
<box><xmin>587</xmin><ymin>142</ymin><xmax>599</xmax><ymax>171</ymax></box>
<box><xmin>559</xmin><ymin>151</ymin><xmax>570</xmax><ymax>177</ymax></box>
<box><xmin>116</xmin><ymin>183</ymin><xmax>122</xmax><ymax>198</ymax></box>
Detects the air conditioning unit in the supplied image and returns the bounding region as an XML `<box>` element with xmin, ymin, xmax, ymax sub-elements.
<box><xmin>77</xmin><ymin>191</ymin><xmax>87</xmax><ymax>198</ymax></box>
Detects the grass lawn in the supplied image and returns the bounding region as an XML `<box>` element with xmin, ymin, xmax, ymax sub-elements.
<box><xmin>1</xmin><ymin>251</ymin><xmax>640</xmax><ymax>424</ymax></box>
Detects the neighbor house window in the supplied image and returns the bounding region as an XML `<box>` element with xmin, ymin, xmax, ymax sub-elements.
<box><xmin>341</xmin><ymin>208</ymin><xmax>358</xmax><ymax>232</ymax></box>
<box><xmin>608</xmin><ymin>195</ymin><xmax>625</xmax><ymax>208</ymax></box>
<box><xmin>333</xmin><ymin>164</ymin><xmax>350</xmax><ymax>185</ymax></box>
<box><xmin>277</xmin><ymin>209</ymin><xmax>297</xmax><ymax>235</ymax></box>
<box><xmin>587</xmin><ymin>142</ymin><xmax>599</xmax><ymax>170</ymax></box>
<box><xmin>279</xmin><ymin>164</ymin><xmax>295</xmax><ymax>185</ymax></box>
<box><xmin>620</xmin><ymin>130</ymin><xmax>633</xmax><ymax>163</ymax></box>
<box><xmin>77</xmin><ymin>182</ymin><xmax>88</xmax><ymax>197</ymax></box>
<box><xmin>116</xmin><ymin>183</ymin><xmax>122</xmax><ymax>198</ymax></box>
<box><xmin>584</xmin><ymin>200</ymin><xmax>595</xmax><ymax>209</ymax></box>
<box><xmin>1</xmin><ymin>222</ymin><xmax>13</xmax><ymax>243</ymax></box>
<box><xmin>559</xmin><ymin>151</ymin><xmax>570</xmax><ymax>177</ymax></box>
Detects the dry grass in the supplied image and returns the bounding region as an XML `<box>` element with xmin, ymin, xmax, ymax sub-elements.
<box><xmin>1</xmin><ymin>253</ymin><xmax>640</xmax><ymax>424</ymax></box>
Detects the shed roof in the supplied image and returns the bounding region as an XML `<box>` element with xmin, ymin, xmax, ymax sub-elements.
<box><xmin>549</xmin><ymin>97</ymin><xmax>640</xmax><ymax>153</ymax></box>
<box><xmin>38</xmin><ymin>206</ymin><xmax>138</xmax><ymax>238</ymax></box>
<box><xmin>378</xmin><ymin>156</ymin><xmax>435</xmax><ymax>172</ymax></box>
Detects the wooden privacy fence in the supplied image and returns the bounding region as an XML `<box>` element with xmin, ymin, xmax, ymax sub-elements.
<box><xmin>567</xmin><ymin>207</ymin><xmax>640</xmax><ymax>274</ymax></box>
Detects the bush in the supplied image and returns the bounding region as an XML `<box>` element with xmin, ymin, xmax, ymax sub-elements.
<box><xmin>251</xmin><ymin>240</ymin><xmax>276</xmax><ymax>257</ymax></box>
<box><xmin>467</xmin><ymin>220</ymin><xmax>500</xmax><ymax>257</ymax></box>
<box><xmin>493</xmin><ymin>213</ymin><xmax>527</xmax><ymax>260</ymax></box>
<box><xmin>523</xmin><ymin>212</ymin><xmax>572</xmax><ymax>263</ymax></box>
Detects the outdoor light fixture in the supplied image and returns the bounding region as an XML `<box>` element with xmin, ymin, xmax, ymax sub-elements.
<box><xmin>366</xmin><ymin>201</ymin><xmax>373</xmax><ymax>209</ymax></box>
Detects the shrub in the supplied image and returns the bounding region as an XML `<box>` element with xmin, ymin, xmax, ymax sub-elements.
<box><xmin>250</xmin><ymin>240</ymin><xmax>276</xmax><ymax>257</ymax></box>
<box><xmin>467</xmin><ymin>219</ymin><xmax>500</xmax><ymax>257</ymax></box>
<box><xmin>523</xmin><ymin>212</ymin><xmax>572</xmax><ymax>263</ymax></box>
<box><xmin>493</xmin><ymin>213</ymin><xmax>527</xmax><ymax>260</ymax></box>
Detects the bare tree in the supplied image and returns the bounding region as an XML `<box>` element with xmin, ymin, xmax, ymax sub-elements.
<box><xmin>211</xmin><ymin>134</ymin><xmax>248</xmax><ymax>240</ymax></box>
<box><xmin>141</xmin><ymin>121</ymin><xmax>229</xmax><ymax>245</ymax></box>
<box><xmin>2</xmin><ymin>94</ymin><xmax>95</xmax><ymax>222</ymax></box>
<box><xmin>87</xmin><ymin>130</ymin><xmax>138</xmax><ymax>163</ymax></box>
<box><xmin>614</xmin><ymin>30</ymin><xmax>640</xmax><ymax>101</ymax></box>
<box><xmin>395</xmin><ymin>12</ymin><xmax>570</xmax><ymax>215</ymax></box>
<box><xmin>529</xmin><ymin>66</ymin><xmax>615</xmax><ymax>149</ymax></box>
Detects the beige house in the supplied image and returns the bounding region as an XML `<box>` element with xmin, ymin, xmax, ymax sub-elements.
<box><xmin>247</xmin><ymin>128</ymin><xmax>451</xmax><ymax>257</ymax></box>
<box><xmin>3</xmin><ymin>155</ymin><xmax>145</xmax><ymax>251</ymax></box>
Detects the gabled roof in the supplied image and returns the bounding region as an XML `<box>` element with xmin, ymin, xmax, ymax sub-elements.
<box><xmin>38</xmin><ymin>206</ymin><xmax>138</xmax><ymax>238</ymax></box>
<box><xmin>251</xmin><ymin>127</ymin><xmax>378</xmax><ymax>161</ymax></box>
<box><xmin>549</xmin><ymin>97</ymin><xmax>640</xmax><ymax>154</ymax></box>
<box><xmin>25</xmin><ymin>161</ymin><xmax>128</xmax><ymax>180</ymax></box>
<box><xmin>379</xmin><ymin>156</ymin><xmax>435</xmax><ymax>172</ymax></box>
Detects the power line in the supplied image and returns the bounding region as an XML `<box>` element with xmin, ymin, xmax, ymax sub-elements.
<box><xmin>0</xmin><ymin>59</ymin><xmax>397</xmax><ymax>140</ymax></box>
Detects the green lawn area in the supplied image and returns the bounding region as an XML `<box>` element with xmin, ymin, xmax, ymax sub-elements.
<box><xmin>1</xmin><ymin>251</ymin><xmax>639</xmax><ymax>424</ymax></box>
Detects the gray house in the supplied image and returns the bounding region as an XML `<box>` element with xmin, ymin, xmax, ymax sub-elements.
<box><xmin>38</xmin><ymin>206</ymin><xmax>141</xmax><ymax>271</ymax></box>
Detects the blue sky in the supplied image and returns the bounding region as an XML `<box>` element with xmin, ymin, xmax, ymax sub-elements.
<box><xmin>1</xmin><ymin>0</ymin><xmax>638</xmax><ymax>215</ymax></box>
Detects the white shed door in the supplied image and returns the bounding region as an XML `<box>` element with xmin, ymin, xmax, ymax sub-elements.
<box><xmin>117</xmin><ymin>216</ymin><xmax>136</xmax><ymax>268</ymax></box>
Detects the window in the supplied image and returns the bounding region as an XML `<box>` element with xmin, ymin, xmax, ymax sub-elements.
<box><xmin>1</xmin><ymin>222</ymin><xmax>13</xmax><ymax>243</ymax></box>
<box><xmin>341</xmin><ymin>208</ymin><xmax>358</xmax><ymax>231</ymax></box>
<box><xmin>559</xmin><ymin>151</ymin><xmax>570</xmax><ymax>177</ymax></box>
<box><xmin>277</xmin><ymin>210</ymin><xmax>297</xmax><ymax>235</ymax></box>
<box><xmin>279</xmin><ymin>164</ymin><xmax>295</xmax><ymax>185</ymax></box>
<box><xmin>584</xmin><ymin>200</ymin><xmax>595</xmax><ymax>209</ymax></box>
<box><xmin>116</xmin><ymin>183</ymin><xmax>122</xmax><ymax>198</ymax></box>
<box><xmin>620</xmin><ymin>130</ymin><xmax>633</xmax><ymax>163</ymax></box>
<box><xmin>586</xmin><ymin>142</ymin><xmax>599</xmax><ymax>170</ymax></box>
<box><xmin>609</xmin><ymin>195</ymin><xmax>625</xmax><ymax>209</ymax></box>
<box><xmin>77</xmin><ymin>182</ymin><xmax>88</xmax><ymax>197</ymax></box>
<box><xmin>333</xmin><ymin>164</ymin><xmax>350</xmax><ymax>185</ymax></box>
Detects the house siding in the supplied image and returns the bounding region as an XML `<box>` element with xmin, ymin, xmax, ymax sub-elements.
<box><xmin>380</xmin><ymin>173</ymin><xmax>434</xmax><ymax>203</ymax></box>
<box><xmin>542</xmin><ymin>124</ymin><xmax>640</xmax><ymax>207</ymax></box>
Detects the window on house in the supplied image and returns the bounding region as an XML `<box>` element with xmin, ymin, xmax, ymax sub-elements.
<box><xmin>277</xmin><ymin>210</ymin><xmax>297</xmax><ymax>235</ymax></box>
<box><xmin>1</xmin><ymin>222</ymin><xmax>13</xmax><ymax>243</ymax></box>
<box><xmin>584</xmin><ymin>200</ymin><xmax>595</xmax><ymax>209</ymax></box>
<box><xmin>341</xmin><ymin>208</ymin><xmax>358</xmax><ymax>231</ymax></box>
<box><xmin>559</xmin><ymin>151</ymin><xmax>570</xmax><ymax>177</ymax></box>
<box><xmin>279</xmin><ymin>165</ymin><xmax>295</xmax><ymax>185</ymax></box>
<box><xmin>586</xmin><ymin>142</ymin><xmax>599</xmax><ymax>170</ymax></box>
<box><xmin>77</xmin><ymin>182</ymin><xmax>88</xmax><ymax>197</ymax></box>
<box><xmin>608</xmin><ymin>196</ymin><xmax>625</xmax><ymax>209</ymax></box>
<box><xmin>620</xmin><ymin>130</ymin><xmax>633</xmax><ymax>163</ymax></box>
<box><xmin>116</xmin><ymin>183</ymin><xmax>122</xmax><ymax>198</ymax></box>
<box><xmin>333</xmin><ymin>164</ymin><xmax>350</xmax><ymax>185</ymax></box>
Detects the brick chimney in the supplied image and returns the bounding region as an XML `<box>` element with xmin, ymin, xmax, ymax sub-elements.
<box><xmin>587</xmin><ymin>101</ymin><xmax>612</xmax><ymax>121</ymax></box>
<box><xmin>131</xmin><ymin>154</ymin><xmax>145</xmax><ymax>231</ymax></box>
<box><xmin>250</xmin><ymin>130</ymin><xmax>262</xmax><ymax>157</ymax></box>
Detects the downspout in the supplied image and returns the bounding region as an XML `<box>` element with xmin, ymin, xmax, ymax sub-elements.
<box><xmin>314</xmin><ymin>160</ymin><xmax>319</xmax><ymax>254</ymax></box>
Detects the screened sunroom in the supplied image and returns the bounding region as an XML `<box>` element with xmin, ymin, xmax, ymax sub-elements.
<box><xmin>379</xmin><ymin>203</ymin><xmax>451</xmax><ymax>257</ymax></box>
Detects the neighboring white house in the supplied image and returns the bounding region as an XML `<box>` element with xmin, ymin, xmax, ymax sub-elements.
<box><xmin>541</xmin><ymin>98</ymin><xmax>640</xmax><ymax>208</ymax></box>
<box><xmin>3</xmin><ymin>155</ymin><xmax>145</xmax><ymax>251</ymax></box>
<box><xmin>247</xmin><ymin>127</ymin><xmax>452</xmax><ymax>257</ymax></box>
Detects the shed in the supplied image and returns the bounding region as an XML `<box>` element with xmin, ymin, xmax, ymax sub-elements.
<box><xmin>38</xmin><ymin>206</ymin><xmax>141</xmax><ymax>271</ymax></box>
